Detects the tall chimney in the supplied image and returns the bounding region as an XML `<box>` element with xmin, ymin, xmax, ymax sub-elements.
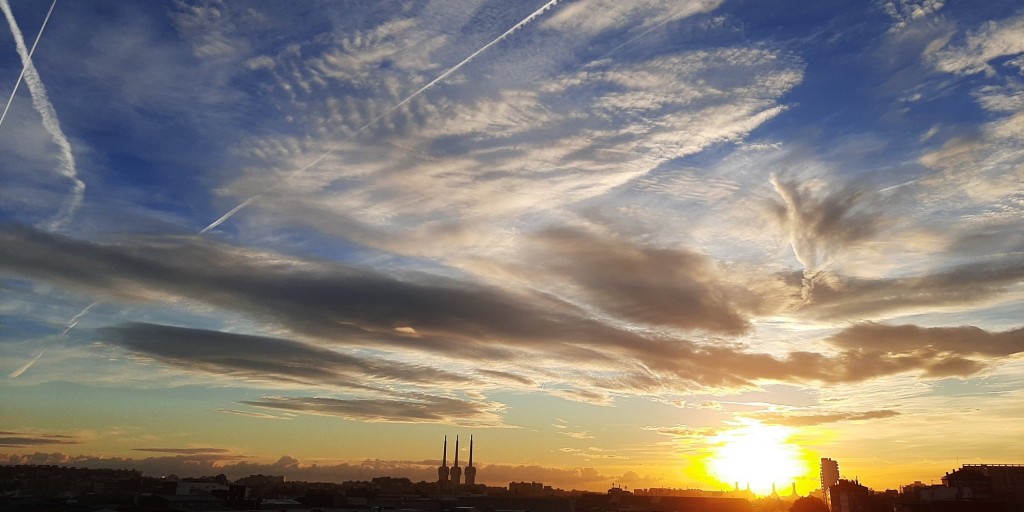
<box><xmin>437</xmin><ymin>435</ymin><xmax>450</xmax><ymax>490</ymax></box>
<box><xmin>450</xmin><ymin>435</ymin><xmax>463</xmax><ymax>486</ymax></box>
<box><xmin>465</xmin><ymin>435</ymin><xmax>477</xmax><ymax>486</ymax></box>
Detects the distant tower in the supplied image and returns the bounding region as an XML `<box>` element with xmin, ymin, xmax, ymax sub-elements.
<box><xmin>821</xmin><ymin>458</ymin><xmax>840</xmax><ymax>509</ymax></box>
<box><xmin>450</xmin><ymin>435</ymin><xmax>463</xmax><ymax>486</ymax></box>
<box><xmin>792</xmin><ymin>482</ymin><xmax>797</xmax><ymax>496</ymax></box>
<box><xmin>437</xmin><ymin>436</ymin><xmax>450</xmax><ymax>490</ymax></box>
<box><xmin>464</xmin><ymin>435</ymin><xmax>477</xmax><ymax>486</ymax></box>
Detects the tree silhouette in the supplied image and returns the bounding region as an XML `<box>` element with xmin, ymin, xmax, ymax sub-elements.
<box><xmin>789</xmin><ymin>496</ymin><xmax>828</xmax><ymax>512</ymax></box>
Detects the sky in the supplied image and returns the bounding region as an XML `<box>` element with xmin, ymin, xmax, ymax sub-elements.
<box><xmin>1</xmin><ymin>0</ymin><xmax>1023</xmax><ymax>495</ymax></box>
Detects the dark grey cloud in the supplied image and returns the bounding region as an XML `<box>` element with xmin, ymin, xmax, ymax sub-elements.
<box><xmin>4</xmin><ymin>224</ymin><xmax>1020</xmax><ymax>395</ymax></box>
<box><xmin>828</xmin><ymin>322</ymin><xmax>1024</xmax><ymax>357</ymax></box>
<box><xmin>0</xmin><ymin>431</ymin><xmax>80</xmax><ymax>448</ymax></box>
<box><xmin>101</xmin><ymin>323</ymin><xmax>466</xmax><ymax>390</ymax></box>
<box><xmin>239</xmin><ymin>394</ymin><xmax>506</xmax><ymax>426</ymax></box>
<box><xmin>526</xmin><ymin>228</ymin><xmax>751</xmax><ymax>335</ymax></box>
<box><xmin>747</xmin><ymin>409</ymin><xmax>900</xmax><ymax>427</ymax></box>
<box><xmin>132</xmin><ymin>447</ymin><xmax>245</xmax><ymax>457</ymax></box>
<box><xmin>793</xmin><ymin>257</ymin><xmax>1024</xmax><ymax>321</ymax></box>
<box><xmin>0</xmin><ymin>224</ymin><xmax>655</xmax><ymax>363</ymax></box>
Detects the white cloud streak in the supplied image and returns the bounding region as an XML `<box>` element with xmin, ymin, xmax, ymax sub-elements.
<box><xmin>7</xmin><ymin>349</ymin><xmax>45</xmax><ymax>379</ymax></box>
<box><xmin>201</xmin><ymin>0</ymin><xmax>564</xmax><ymax>234</ymax></box>
<box><xmin>61</xmin><ymin>301</ymin><xmax>96</xmax><ymax>335</ymax></box>
<box><xmin>0</xmin><ymin>0</ymin><xmax>83</xmax><ymax>231</ymax></box>
<box><xmin>0</xmin><ymin>0</ymin><xmax>54</xmax><ymax>128</ymax></box>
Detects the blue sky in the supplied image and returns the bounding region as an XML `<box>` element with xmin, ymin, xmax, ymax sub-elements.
<box><xmin>1</xmin><ymin>0</ymin><xmax>1022</xmax><ymax>492</ymax></box>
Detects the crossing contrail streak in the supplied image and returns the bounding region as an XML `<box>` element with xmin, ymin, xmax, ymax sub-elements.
<box><xmin>878</xmin><ymin>178</ymin><xmax>920</xmax><ymax>193</ymax></box>
<box><xmin>61</xmin><ymin>301</ymin><xmax>97</xmax><ymax>336</ymax></box>
<box><xmin>0</xmin><ymin>0</ymin><xmax>54</xmax><ymax>129</ymax></box>
<box><xmin>1</xmin><ymin>0</ymin><xmax>83</xmax><ymax>232</ymax></box>
<box><xmin>201</xmin><ymin>0</ymin><xmax>563</xmax><ymax>234</ymax></box>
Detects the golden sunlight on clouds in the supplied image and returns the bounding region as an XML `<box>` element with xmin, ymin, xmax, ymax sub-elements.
<box><xmin>704</xmin><ymin>420</ymin><xmax>812</xmax><ymax>496</ymax></box>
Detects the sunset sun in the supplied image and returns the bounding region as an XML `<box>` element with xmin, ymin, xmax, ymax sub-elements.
<box><xmin>707</xmin><ymin>421</ymin><xmax>808</xmax><ymax>496</ymax></box>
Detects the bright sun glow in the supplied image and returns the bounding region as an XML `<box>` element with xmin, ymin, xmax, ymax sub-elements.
<box><xmin>707</xmin><ymin>420</ymin><xmax>808</xmax><ymax>496</ymax></box>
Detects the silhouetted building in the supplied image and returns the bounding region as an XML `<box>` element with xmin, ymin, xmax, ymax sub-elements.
<box><xmin>821</xmin><ymin>458</ymin><xmax>840</xmax><ymax>509</ymax></box>
<box><xmin>438</xmin><ymin>435</ymin><xmax>451</xmax><ymax>491</ymax></box>
<box><xmin>451</xmin><ymin>435</ymin><xmax>463</xmax><ymax>486</ymax></box>
<box><xmin>829</xmin><ymin>479</ymin><xmax>869</xmax><ymax>512</ymax></box>
<box><xmin>465</xmin><ymin>434</ymin><xmax>477</xmax><ymax>486</ymax></box>
<box><xmin>510</xmin><ymin>481</ymin><xmax>550</xmax><ymax>496</ymax></box>
<box><xmin>960</xmin><ymin>464</ymin><xmax>1024</xmax><ymax>501</ymax></box>
<box><xmin>942</xmin><ymin>468</ymin><xmax>993</xmax><ymax>501</ymax></box>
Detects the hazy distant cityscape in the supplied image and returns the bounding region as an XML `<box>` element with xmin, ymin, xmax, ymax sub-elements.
<box><xmin>2</xmin><ymin>437</ymin><xmax>1022</xmax><ymax>512</ymax></box>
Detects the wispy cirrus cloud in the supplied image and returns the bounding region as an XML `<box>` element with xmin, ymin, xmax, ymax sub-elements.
<box><xmin>932</xmin><ymin>14</ymin><xmax>1024</xmax><ymax>76</ymax></box>
<box><xmin>0</xmin><ymin>0</ymin><xmax>83</xmax><ymax>231</ymax></box>
<box><xmin>217</xmin><ymin>409</ymin><xmax>292</xmax><ymax>420</ymax></box>
<box><xmin>131</xmin><ymin>447</ymin><xmax>241</xmax><ymax>456</ymax></box>
<box><xmin>0</xmin><ymin>430</ymin><xmax>80</xmax><ymax>447</ymax></box>
<box><xmin>746</xmin><ymin>409</ymin><xmax>901</xmax><ymax>427</ymax></box>
<box><xmin>239</xmin><ymin>394</ymin><xmax>507</xmax><ymax>427</ymax></box>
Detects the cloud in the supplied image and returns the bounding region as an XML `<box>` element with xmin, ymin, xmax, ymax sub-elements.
<box><xmin>880</xmin><ymin>0</ymin><xmax>944</xmax><ymax>32</ymax></box>
<box><xmin>101</xmin><ymin>322</ymin><xmax>468</xmax><ymax>389</ymax></box>
<box><xmin>239</xmin><ymin>394</ymin><xmax>507</xmax><ymax>427</ymax></box>
<box><xmin>6</xmin><ymin>224</ymin><xmax>1021</xmax><ymax>395</ymax></box>
<box><xmin>642</xmin><ymin>425</ymin><xmax>716</xmax><ymax>438</ymax></box>
<box><xmin>932</xmin><ymin>14</ymin><xmax>1024</xmax><ymax>76</ymax></box>
<box><xmin>770</xmin><ymin>175</ymin><xmax>882</xmax><ymax>272</ymax></box>
<box><xmin>541</xmin><ymin>0</ymin><xmax>721</xmax><ymax>37</ymax></box>
<box><xmin>0</xmin><ymin>431</ymin><xmax>80</xmax><ymax>447</ymax></box>
<box><xmin>168</xmin><ymin>0</ymin><xmax>252</xmax><ymax>62</ymax></box>
<box><xmin>476</xmin><ymin>369</ymin><xmax>538</xmax><ymax>387</ymax></box>
<box><xmin>796</xmin><ymin>257</ymin><xmax>1024</xmax><ymax>321</ymax></box>
<box><xmin>7</xmin><ymin>349</ymin><xmax>45</xmax><ymax>379</ymax></box>
<box><xmin>0</xmin><ymin>0</ymin><xmax>84</xmax><ymax>231</ymax></box>
<box><xmin>561</xmin><ymin>431</ymin><xmax>595</xmax><ymax>440</ymax></box>
<box><xmin>217</xmin><ymin>409</ymin><xmax>292</xmax><ymax>420</ymax></box>
<box><xmin>132</xmin><ymin>447</ymin><xmax>240</xmax><ymax>456</ymax></box>
<box><xmin>827</xmin><ymin>322</ymin><xmax>1024</xmax><ymax>357</ymax></box>
<box><xmin>216</xmin><ymin>35</ymin><xmax>802</xmax><ymax>267</ymax></box>
<box><xmin>748</xmin><ymin>409</ymin><xmax>900</xmax><ymax>427</ymax></box>
<box><xmin>522</xmin><ymin>228</ymin><xmax>751</xmax><ymax>334</ymax></box>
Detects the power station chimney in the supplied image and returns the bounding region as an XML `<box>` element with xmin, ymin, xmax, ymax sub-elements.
<box><xmin>465</xmin><ymin>435</ymin><xmax>477</xmax><ymax>486</ymax></box>
<box><xmin>437</xmin><ymin>435</ymin><xmax>450</xmax><ymax>490</ymax></box>
<box><xmin>450</xmin><ymin>435</ymin><xmax>463</xmax><ymax>486</ymax></box>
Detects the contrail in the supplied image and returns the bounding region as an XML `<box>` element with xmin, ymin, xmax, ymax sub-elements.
<box><xmin>600</xmin><ymin>13</ymin><xmax>679</xmax><ymax>59</ymax></box>
<box><xmin>61</xmin><ymin>301</ymin><xmax>96</xmax><ymax>335</ymax></box>
<box><xmin>1</xmin><ymin>0</ymin><xmax>83</xmax><ymax>232</ymax></box>
<box><xmin>8</xmin><ymin>349</ymin><xmax>45</xmax><ymax>379</ymax></box>
<box><xmin>878</xmin><ymin>178</ymin><xmax>920</xmax><ymax>193</ymax></box>
<box><xmin>9</xmin><ymin>300</ymin><xmax>95</xmax><ymax>379</ymax></box>
<box><xmin>201</xmin><ymin>0</ymin><xmax>563</xmax><ymax>234</ymax></box>
<box><xmin>0</xmin><ymin>0</ymin><xmax>54</xmax><ymax>128</ymax></box>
